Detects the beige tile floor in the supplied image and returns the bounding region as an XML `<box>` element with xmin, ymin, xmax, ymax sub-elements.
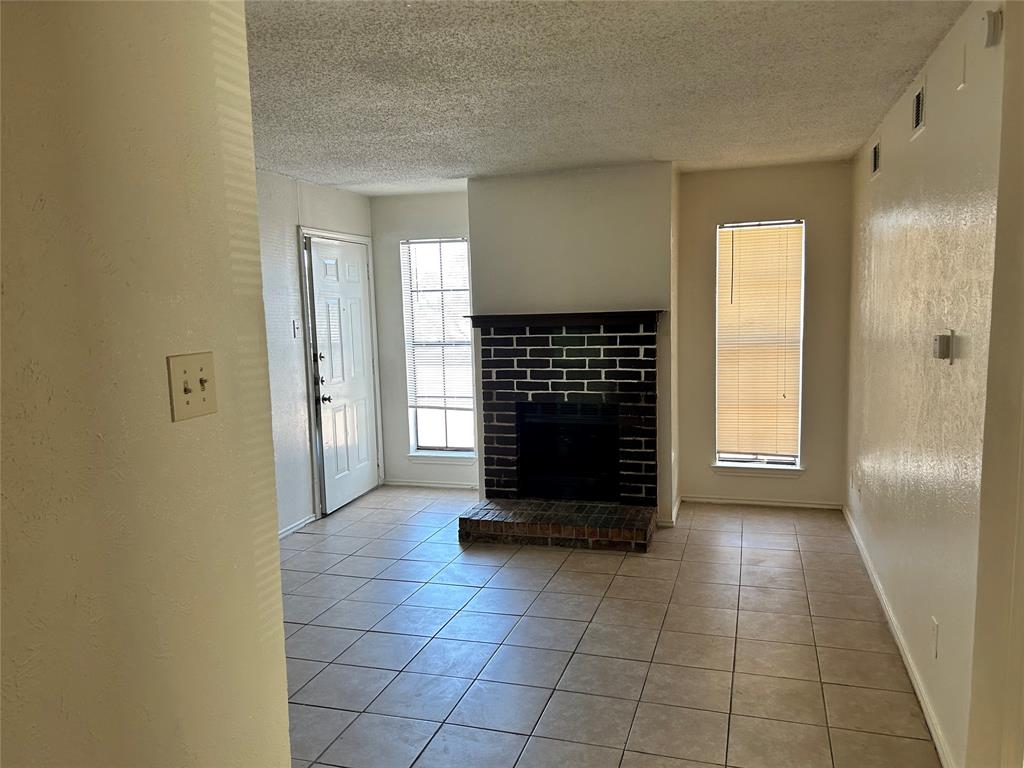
<box><xmin>281</xmin><ymin>487</ymin><xmax>941</xmax><ymax>768</ymax></box>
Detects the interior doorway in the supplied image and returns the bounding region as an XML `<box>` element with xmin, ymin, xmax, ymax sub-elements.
<box><xmin>299</xmin><ymin>228</ymin><xmax>382</xmax><ymax>516</ymax></box>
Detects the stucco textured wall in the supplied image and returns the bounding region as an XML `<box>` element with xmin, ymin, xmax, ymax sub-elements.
<box><xmin>370</xmin><ymin>192</ymin><xmax>479</xmax><ymax>488</ymax></box>
<box><xmin>846</xmin><ymin>4</ymin><xmax>1005</xmax><ymax>765</ymax></box>
<box><xmin>256</xmin><ymin>170</ymin><xmax>372</xmax><ymax>534</ymax></box>
<box><xmin>1</xmin><ymin>3</ymin><xmax>289</xmax><ymax>765</ymax></box>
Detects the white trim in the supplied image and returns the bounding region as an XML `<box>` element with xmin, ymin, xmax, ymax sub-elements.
<box><xmin>382</xmin><ymin>478</ymin><xmax>479</xmax><ymax>490</ymax></box>
<box><xmin>711</xmin><ymin>462</ymin><xmax>804</xmax><ymax>477</ymax></box>
<box><xmin>681</xmin><ymin>494</ymin><xmax>843</xmax><ymax>510</ymax></box>
<box><xmin>278</xmin><ymin>514</ymin><xmax>315</xmax><ymax>538</ymax></box>
<box><xmin>658</xmin><ymin>496</ymin><xmax>684</xmax><ymax>528</ymax></box>
<box><xmin>406</xmin><ymin>450</ymin><xmax>477</xmax><ymax>465</ymax></box>
<box><xmin>843</xmin><ymin>505</ymin><xmax>954</xmax><ymax>768</ymax></box>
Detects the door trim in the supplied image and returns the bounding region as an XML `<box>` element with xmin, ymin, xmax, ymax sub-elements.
<box><xmin>298</xmin><ymin>226</ymin><xmax>385</xmax><ymax>518</ymax></box>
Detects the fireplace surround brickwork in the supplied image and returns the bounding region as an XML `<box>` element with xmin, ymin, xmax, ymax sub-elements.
<box><xmin>475</xmin><ymin>311</ymin><xmax>660</xmax><ymax>506</ymax></box>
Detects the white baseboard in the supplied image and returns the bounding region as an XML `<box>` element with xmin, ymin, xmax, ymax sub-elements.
<box><xmin>658</xmin><ymin>496</ymin><xmax>684</xmax><ymax>527</ymax></box>
<box><xmin>278</xmin><ymin>514</ymin><xmax>315</xmax><ymax>538</ymax></box>
<box><xmin>382</xmin><ymin>478</ymin><xmax>479</xmax><ymax>490</ymax></box>
<box><xmin>680</xmin><ymin>494</ymin><xmax>843</xmax><ymax>510</ymax></box>
<box><xmin>842</xmin><ymin>505</ymin><xmax>956</xmax><ymax>768</ymax></box>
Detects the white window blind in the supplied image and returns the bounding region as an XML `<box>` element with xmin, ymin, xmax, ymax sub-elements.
<box><xmin>716</xmin><ymin>220</ymin><xmax>805</xmax><ymax>465</ymax></box>
<box><xmin>400</xmin><ymin>238</ymin><xmax>475</xmax><ymax>451</ymax></box>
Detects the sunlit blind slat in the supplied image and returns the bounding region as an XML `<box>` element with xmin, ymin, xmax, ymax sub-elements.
<box><xmin>400</xmin><ymin>238</ymin><xmax>473</xmax><ymax>411</ymax></box>
<box><xmin>716</xmin><ymin>222</ymin><xmax>804</xmax><ymax>461</ymax></box>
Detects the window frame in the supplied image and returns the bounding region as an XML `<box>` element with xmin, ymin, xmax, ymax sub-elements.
<box><xmin>399</xmin><ymin>236</ymin><xmax>476</xmax><ymax>456</ymax></box>
<box><xmin>713</xmin><ymin>219</ymin><xmax>806</xmax><ymax>470</ymax></box>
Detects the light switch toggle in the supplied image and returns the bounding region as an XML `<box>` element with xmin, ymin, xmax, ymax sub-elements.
<box><xmin>167</xmin><ymin>351</ymin><xmax>218</xmax><ymax>421</ymax></box>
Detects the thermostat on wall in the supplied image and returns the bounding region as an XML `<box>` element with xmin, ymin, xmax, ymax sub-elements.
<box><xmin>933</xmin><ymin>331</ymin><xmax>954</xmax><ymax>364</ymax></box>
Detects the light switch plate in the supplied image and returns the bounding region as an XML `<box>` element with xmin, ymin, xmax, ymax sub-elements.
<box><xmin>167</xmin><ymin>351</ymin><xmax>218</xmax><ymax>422</ymax></box>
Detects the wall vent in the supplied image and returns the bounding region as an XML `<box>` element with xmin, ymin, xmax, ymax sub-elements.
<box><xmin>912</xmin><ymin>87</ymin><xmax>925</xmax><ymax>131</ymax></box>
<box><xmin>871</xmin><ymin>143</ymin><xmax>881</xmax><ymax>174</ymax></box>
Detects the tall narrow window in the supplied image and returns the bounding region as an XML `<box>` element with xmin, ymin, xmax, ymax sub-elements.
<box><xmin>716</xmin><ymin>220</ymin><xmax>805</xmax><ymax>466</ymax></box>
<box><xmin>400</xmin><ymin>238</ymin><xmax>475</xmax><ymax>452</ymax></box>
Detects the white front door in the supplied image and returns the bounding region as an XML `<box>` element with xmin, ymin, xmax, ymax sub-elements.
<box><xmin>307</xmin><ymin>234</ymin><xmax>379</xmax><ymax>513</ymax></box>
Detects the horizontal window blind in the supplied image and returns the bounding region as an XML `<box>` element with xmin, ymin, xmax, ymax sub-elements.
<box><xmin>400</xmin><ymin>238</ymin><xmax>474</xmax><ymax>450</ymax></box>
<box><xmin>716</xmin><ymin>221</ymin><xmax>804</xmax><ymax>463</ymax></box>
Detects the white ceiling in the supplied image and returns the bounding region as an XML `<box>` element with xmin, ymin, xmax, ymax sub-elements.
<box><xmin>246</xmin><ymin>1</ymin><xmax>966</xmax><ymax>196</ymax></box>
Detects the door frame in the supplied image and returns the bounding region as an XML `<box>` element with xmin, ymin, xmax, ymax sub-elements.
<box><xmin>297</xmin><ymin>226</ymin><xmax>386</xmax><ymax>519</ymax></box>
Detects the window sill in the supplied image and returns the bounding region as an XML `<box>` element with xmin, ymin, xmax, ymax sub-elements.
<box><xmin>711</xmin><ymin>462</ymin><xmax>804</xmax><ymax>477</ymax></box>
<box><xmin>408</xmin><ymin>450</ymin><xmax>477</xmax><ymax>465</ymax></box>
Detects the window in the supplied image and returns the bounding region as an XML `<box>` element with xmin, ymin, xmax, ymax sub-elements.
<box><xmin>400</xmin><ymin>238</ymin><xmax>475</xmax><ymax>452</ymax></box>
<box><xmin>716</xmin><ymin>220</ymin><xmax>805</xmax><ymax>467</ymax></box>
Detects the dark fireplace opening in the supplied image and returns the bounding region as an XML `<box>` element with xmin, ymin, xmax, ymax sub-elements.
<box><xmin>517</xmin><ymin>402</ymin><xmax>620</xmax><ymax>502</ymax></box>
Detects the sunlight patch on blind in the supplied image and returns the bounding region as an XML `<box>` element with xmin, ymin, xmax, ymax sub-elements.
<box><xmin>716</xmin><ymin>221</ymin><xmax>804</xmax><ymax>463</ymax></box>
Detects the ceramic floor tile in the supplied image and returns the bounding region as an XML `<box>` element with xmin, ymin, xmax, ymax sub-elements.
<box><xmin>799</xmin><ymin>551</ymin><xmax>867</xmax><ymax>573</ymax></box>
<box><xmin>734</xmin><ymin>639</ymin><xmax>820</xmax><ymax>681</ymax></box>
<box><xmin>561</xmin><ymin>551</ymin><xmax>626</xmax><ymax>574</ymax></box>
<box><xmin>515</xmin><ymin>736</ymin><xmax>623</xmax><ymax>768</ymax></box>
<box><xmin>670</xmin><ymin>580</ymin><xmax>739</xmax><ymax>609</ymax></box>
<box><xmin>355</xmin><ymin>539</ymin><xmax>419</xmax><ymax>560</ymax></box>
<box><xmin>557</xmin><ymin>654</ymin><xmax>649</xmax><ymax>699</ymax></box>
<box><xmin>807</xmin><ymin>591</ymin><xmax>885</xmax><ymax>621</ymax></box>
<box><xmin>366</xmin><ymin>671</ymin><xmax>472</xmax><ymax>721</ymax></box>
<box><xmin>294</xmin><ymin>574</ymin><xmax>370</xmax><ymax>600</ymax></box>
<box><xmin>436</xmin><ymin>611</ymin><xmax>519</xmax><ymax>643</ymax></box>
<box><xmin>797</xmin><ymin>535</ymin><xmax>858</xmax><ymax>554</ymax></box>
<box><xmin>430</xmin><ymin>562</ymin><xmax>499</xmax><ymax>587</ymax></box>
<box><xmin>740</xmin><ymin>566</ymin><xmax>805</xmax><ymax>591</ymax></box>
<box><xmin>592</xmin><ymin>597</ymin><xmax>667</xmax><ymax>629</ymax></box>
<box><xmin>577</xmin><ymin>622</ymin><xmax>660</xmax><ymax>661</ymax></box>
<box><xmin>653</xmin><ymin>631</ymin><xmax>735</xmax><ymax>671</ymax></box>
<box><xmin>544</xmin><ymin>570</ymin><xmax>614</xmax><ymax>596</ymax></box>
<box><xmin>380</xmin><ymin>524</ymin><xmax>438</xmax><ymax>542</ymax></box>
<box><xmin>480</xmin><ymin>644</ymin><xmax>572</xmax><ymax>687</ymax></box>
<box><xmin>677</xmin><ymin>561</ymin><xmax>741</xmax><ymax>586</ymax></box>
<box><xmin>413</xmin><ymin>724</ymin><xmax>526</xmax><ymax>768</ymax></box>
<box><xmin>630</xmin><ymin>540</ymin><xmax>686</xmax><ymax>560</ymax></box>
<box><xmin>687</xmin><ymin>530</ymin><xmax>743</xmax><ymax>548</ymax></box>
<box><xmin>289</xmin><ymin>703</ymin><xmax>358</xmax><ymax>761</ymax></box>
<box><xmin>487</xmin><ymin>566</ymin><xmax>556</xmax><ymax>591</ymax></box>
<box><xmin>641</xmin><ymin>662</ymin><xmax>732</xmax><ymax>712</ymax></box>
<box><xmin>403</xmin><ymin>583</ymin><xmax>479</xmax><ymax>610</ymax></box>
<box><xmin>738</xmin><ymin>586</ymin><xmax>809</xmax><ymax>616</ymax></box>
<box><xmin>534</xmin><ymin>690</ymin><xmax>637</xmax><ymax>748</ymax></box>
<box><xmin>742</xmin><ymin>533</ymin><xmax>799</xmax><ymax>551</ymax></box>
<box><xmin>625</xmin><ymin>702</ymin><xmax>728</xmax><ymax>764</ymax></box>
<box><xmin>736</xmin><ymin>611</ymin><xmax>814</xmax><ymax>645</ymax></box>
<box><xmin>823</xmin><ymin>684</ymin><xmax>929</xmax><ymax>738</ymax></box>
<box><xmin>505</xmin><ymin>616</ymin><xmax>588</xmax><ymax>651</ymax></box>
<box><xmin>817</xmin><ymin>647</ymin><xmax>913</xmax><ymax>691</ymax></box>
<box><xmin>286</xmin><ymin>625</ymin><xmax>364</xmax><ymax>662</ymax></box>
<box><xmin>312</xmin><ymin>599</ymin><xmax>397</xmax><ymax>630</ymax></box>
<box><xmin>620</xmin><ymin>752</ymin><xmax>718</xmax><ymax>768</ymax></box>
<box><xmin>682</xmin><ymin>545</ymin><xmax>741</xmax><ymax>564</ymax></box>
<box><xmin>464</xmin><ymin>588</ymin><xmax>539</xmax><ymax>615</ymax></box>
<box><xmin>741</xmin><ymin>548</ymin><xmax>803</xmax><ymax>569</ymax></box>
<box><xmin>617</xmin><ymin>557</ymin><xmax>680</xmax><ymax>581</ymax></box>
<box><xmin>802</xmin><ymin>568</ymin><xmax>875</xmax><ymax>596</ymax></box>
<box><xmin>281</xmin><ymin>569</ymin><xmax>316</xmax><ymax>593</ymax></box>
<box><xmin>828</xmin><ymin>728</ymin><xmax>941</xmax><ymax>768</ymax></box>
<box><xmin>283</xmin><ymin>551</ymin><xmax>346</xmax><ymax>574</ymax></box>
<box><xmin>405</xmin><ymin>637</ymin><xmax>497</xmax><ymax>678</ymax></box>
<box><xmin>370</xmin><ymin>605</ymin><xmax>456</xmax><ymax>637</ymax></box>
<box><xmin>347</xmin><ymin>579</ymin><xmax>422</xmax><ymax>605</ymax></box>
<box><xmin>730</xmin><ymin>673</ymin><xmax>825</xmax><ymax>725</ymax></box>
<box><xmin>283</xmin><ymin>594</ymin><xmax>339</xmax><ymax>623</ymax></box>
<box><xmin>327</xmin><ymin>556</ymin><xmax>396</xmax><ymax>578</ymax></box>
<box><xmin>286</xmin><ymin>658</ymin><xmax>327</xmax><ymax>696</ymax></box>
<box><xmin>290</xmin><ymin>663</ymin><xmax>396</xmax><ymax>710</ymax></box>
<box><xmin>606</xmin><ymin>575</ymin><xmax>675</xmax><ymax>603</ymax></box>
<box><xmin>447</xmin><ymin>680</ymin><xmax>552</xmax><ymax>734</ymax></box>
<box><xmin>318</xmin><ymin>713</ymin><xmax>438</xmax><ymax>768</ymax></box>
<box><xmin>284</xmin><ymin>622</ymin><xmax>304</xmax><ymax>638</ymax></box>
<box><xmin>505</xmin><ymin>548</ymin><xmax>571</xmax><ymax>570</ymax></box>
<box><xmin>663</xmin><ymin>604</ymin><xmax>737</xmax><ymax>637</ymax></box>
<box><xmin>726</xmin><ymin>715</ymin><xmax>831</xmax><ymax>768</ymax></box>
<box><xmin>454</xmin><ymin>544</ymin><xmax>519</xmax><ymax>567</ymax></box>
<box><xmin>811</xmin><ymin>616</ymin><xmax>897</xmax><ymax>653</ymax></box>
<box><xmin>526</xmin><ymin>591</ymin><xmax>601</xmax><ymax>621</ymax></box>
<box><xmin>376</xmin><ymin>559</ymin><xmax>445</xmax><ymax>583</ymax></box>
<box><xmin>334</xmin><ymin>632</ymin><xmax>429</xmax><ymax>670</ymax></box>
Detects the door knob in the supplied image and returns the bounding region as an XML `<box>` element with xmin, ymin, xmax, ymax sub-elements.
<box><xmin>319</xmin><ymin>376</ymin><xmax>326</xmax><ymax>385</ymax></box>
<box><xmin>321</xmin><ymin>395</ymin><xmax>333</xmax><ymax>403</ymax></box>
<box><xmin>317</xmin><ymin>352</ymin><xmax>325</xmax><ymax>361</ymax></box>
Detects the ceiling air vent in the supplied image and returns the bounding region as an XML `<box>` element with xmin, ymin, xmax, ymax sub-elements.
<box><xmin>912</xmin><ymin>87</ymin><xmax>925</xmax><ymax>131</ymax></box>
<box><xmin>871</xmin><ymin>143</ymin><xmax>881</xmax><ymax>175</ymax></box>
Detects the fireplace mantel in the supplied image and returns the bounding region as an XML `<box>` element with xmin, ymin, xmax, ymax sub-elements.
<box><xmin>468</xmin><ymin>309</ymin><xmax>663</xmax><ymax>329</ymax></box>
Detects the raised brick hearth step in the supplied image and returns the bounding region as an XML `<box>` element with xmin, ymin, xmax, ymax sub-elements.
<box><xmin>458</xmin><ymin>499</ymin><xmax>657</xmax><ymax>552</ymax></box>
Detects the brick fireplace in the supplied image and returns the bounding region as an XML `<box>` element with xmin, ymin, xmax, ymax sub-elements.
<box><xmin>459</xmin><ymin>310</ymin><xmax>662</xmax><ymax>551</ymax></box>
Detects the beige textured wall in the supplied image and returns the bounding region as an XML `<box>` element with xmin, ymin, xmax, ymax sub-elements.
<box><xmin>845</xmin><ymin>3</ymin><xmax>1005</xmax><ymax>765</ymax></box>
<box><xmin>1</xmin><ymin>3</ymin><xmax>289</xmax><ymax>766</ymax></box>
<box><xmin>675</xmin><ymin>161</ymin><xmax>852</xmax><ymax>508</ymax></box>
<box><xmin>966</xmin><ymin>2</ymin><xmax>1024</xmax><ymax>765</ymax></box>
<box><xmin>256</xmin><ymin>170</ymin><xmax>372</xmax><ymax>534</ymax></box>
<box><xmin>467</xmin><ymin>163</ymin><xmax>675</xmax><ymax>519</ymax></box>
<box><xmin>369</xmin><ymin>192</ymin><xmax>479</xmax><ymax>489</ymax></box>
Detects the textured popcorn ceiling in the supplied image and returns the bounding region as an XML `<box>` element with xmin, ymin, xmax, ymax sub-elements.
<box><xmin>246</xmin><ymin>1</ymin><xmax>966</xmax><ymax>195</ymax></box>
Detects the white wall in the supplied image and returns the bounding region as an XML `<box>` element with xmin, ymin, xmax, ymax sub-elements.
<box><xmin>1</xmin><ymin>3</ymin><xmax>289</xmax><ymax>765</ymax></box>
<box><xmin>467</xmin><ymin>163</ymin><xmax>675</xmax><ymax>519</ymax></box>
<box><xmin>845</xmin><ymin>4</ymin><xmax>1005</xmax><ymax>765</ymax></box>
<box><xmin>369</xmin><ymin>192</ymin><xmax>478</xmax><ymax>488</ymax></box>
<box><xmin>256</xmin><ymin>171</ymin><xmax>371</xmax><ymax>533</ymax></box>
<box><xmin>675</xmin><ymin>161</ymin><xmax>852</xmax><ymax>508</ymax></box>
